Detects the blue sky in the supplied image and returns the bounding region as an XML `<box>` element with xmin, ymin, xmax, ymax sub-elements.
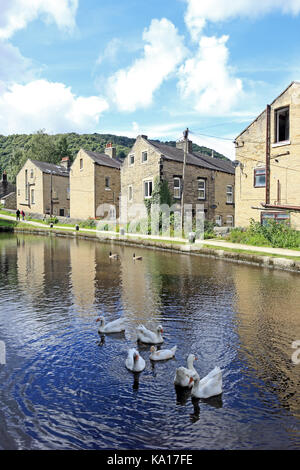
<box><xmin>1</xmin><ymin>0</ymin><xmax>300</xmax><ymax>159</ymax></box>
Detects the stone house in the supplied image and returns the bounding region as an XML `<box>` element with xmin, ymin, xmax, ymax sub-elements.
<box><xmin>69</xmin><ymin>144</ymin><xmax>121</xmax><ymax>220</ymax></box>
<box><xmin>235</xmin><ymin>81</ymin><xmax>300</xmax><ymax>228</ymax></box>
<box><xmin>121</xmin><ymin>134</ymin><xmax>235</xmax><ymax>227</ymax></box>
<box><xmin>0</xmin><ymin>171</ymin><xmax>16</xmax><ymax>209</ymax></box>
<box><xmin>16</xmin><ymin>158</ymin><xmax>70</xmax><ymax>217</ymax></box>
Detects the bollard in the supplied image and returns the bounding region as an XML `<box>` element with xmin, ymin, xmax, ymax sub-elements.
<box><xmin>75</xmin><ymin>224</ymin><xmax>79</xmax><ymax>231</ymax></box>
<box><xmin>120</xmin><ymin>227</ymin><xmax>125</xmax><ymax>236</ymax></box>
<box><xmin>50</xmin><ymin>223</ymin><xmax>53</xmax><ymax>228</ymax></box>
<box><xmin>188</xmin><ymin>232</ymin><xmax>196</xmax><ymax>243</ymax></box>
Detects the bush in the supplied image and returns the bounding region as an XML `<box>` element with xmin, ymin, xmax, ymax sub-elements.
<box><xmin>79</xmin><ymin>218</ymin><xmax>96</xmax><ymax>229</ymax></box>
<box><xmin>226</xmin><ymin>218</ymin><xmax>300</xmax><ymax>248</ymax></box>
<box><xmin>46</xmin><ymin>217</ymin><xmax>58</xmax><ymax>225</ymax></box>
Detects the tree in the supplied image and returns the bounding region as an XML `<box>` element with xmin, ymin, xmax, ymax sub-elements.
<box><xmin>55</xmin><ymin>135</ymin><xmax>73</xmax><ymax>161</ymax></box>
<box><xmin>25</xmin><ymin>130</ymin><xmax>59</xmax><ymax>164</ymax></box>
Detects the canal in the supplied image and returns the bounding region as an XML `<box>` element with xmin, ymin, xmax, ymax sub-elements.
<box><xmin>0</xmin><ymin>233</ymin><xmax>299</xmax><ymax>450</ymax></box>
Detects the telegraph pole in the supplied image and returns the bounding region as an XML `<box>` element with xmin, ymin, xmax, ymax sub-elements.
<box><xmin>180</xmin><ymin>128</ymin><xmax>189</xmax><ymax>235</ymax></box>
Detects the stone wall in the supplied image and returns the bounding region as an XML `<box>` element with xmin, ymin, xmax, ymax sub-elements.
<box><xmin>70</xmin><ymin>149</ymin><xmax>96</xmax><ymax>219</ymax></box>
<box><xmin>0</xmin><ymin>192</ymin><xmax>16</xmax><ymax>209</ymax></box>
<box><xmin>235</xmin><ymin>82</ymin><xmax>300</xmax><ymax>229</ymax></box>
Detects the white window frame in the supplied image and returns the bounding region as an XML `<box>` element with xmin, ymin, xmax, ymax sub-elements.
<box><xmin>226</xmin><ymin>215</ymin><xmax>234</xmax><ymax>227</ymax></box>
<box><xmin>141</xmin><ymin>151</ymin><xmax>148</xmax><ymax>163</ymax></box>
<box><xmin>143</xmin><ymin>178</ymin><xmax>153</xmax><ymax>199</ymax></box>
<box><xmin>226</xmin><ymin>185</ymin><xmax>233</xmax><ymax>203</ymax></box>
<box><xmin>198</xmin><ymin>178</ymin><xmax>206</xmax><ymax>200</ymax></box>
<box><xmin>173</xmin><ymin>177</ymin><xmax>181</xmax><ymax>199</ymax></box>
<box><xmin>215</xmin><ymin>215</ymin><xmax>222</xmax><ymax>227</ymax></box>
<box><xmin>128</xmin><ymin>185</ymin><xmax>133</xmax><ymax>202</ymax></box>
<box><xmin>129</xmin><ymin>154</ymin><xmax>135</xmax><ymax>166</ymax></box>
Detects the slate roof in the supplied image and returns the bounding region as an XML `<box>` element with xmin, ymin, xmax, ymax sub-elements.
<box><xmin>148</xmin><ymin>140</ymin><xmax>235</xmax><ymax>174</ymax></box>
<box><xmin>31</xmin><ymin>160</ymin><xmax>69</xmax><ymax>177</ymax></box>
<box><xmin>83</xmin><ymin>150</ymin><xmax>121</xmax><ymax>169</ymax></box>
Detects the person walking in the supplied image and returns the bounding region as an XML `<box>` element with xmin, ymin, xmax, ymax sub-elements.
<box><xmin>16</xmin><ymin>209</ymin><xmax>20</xmax><ymax>221</ymax></box>
<box><xmin>21</xmin><ymin>210</ymin><xmax>25</xmax><ymax>220</ymax></box>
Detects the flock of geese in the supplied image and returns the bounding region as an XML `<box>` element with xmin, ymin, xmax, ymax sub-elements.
<box><xmin>96</xmin><ymin>315</ymin><xmax>223</xmax><ymax>400</ymax></box>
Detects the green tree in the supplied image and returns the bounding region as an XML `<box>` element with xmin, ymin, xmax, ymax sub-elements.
<box><xmin>25</xmin><ymin>130</ymin><xmax>59</xmax><ymax>164</ymax></box>
<box><xmin>55</xmin><ymin>135</ymin><xmax>73</xmax><ymax>161</ymax></box>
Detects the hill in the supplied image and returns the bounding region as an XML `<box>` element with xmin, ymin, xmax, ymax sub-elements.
<box><xmin>0</xmin><ymin>132</ymin><xmax>230</xmax><ymax>182</ymax></box>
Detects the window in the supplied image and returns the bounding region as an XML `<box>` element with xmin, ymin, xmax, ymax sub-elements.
<box><xmin>144</xmin><ymin>180</ymin><xmax>153</xmax><ymax>199</ymax></box>
<box><xmin>18</xmin><ymin>189</ymin><xmax>20</xmax><ymax>196</ymax></box>
<box><xmin>174</xmin><ymin>177</ymin><xmax>181</xmax><ymax>199</ymax></box>
<box><xmin>129</xmin><ymin>154</ymin><xmax>135</xmax><ymax>166</ymax></box>
<box><xmin>226</xmin><ymin>215</ymin><xmax>234</xmax><ymax>227</ymax></box>
<box><xmin>30</xmin><ymin>169</ymin><xmax>34</xmax><ymax>178</ymax></box>
<box><xmin>142</xmin><ymin>151</ymin><xmax>148</xmax><ymax>163</ymax></box>
<box><xmin>128</xmin><ymin>185</ymin><xmax>133</xmax><ymax>202</ymax></box>
<box><xmin>226</xmin><ymin>185</ymin><xmax>233</xmax><ymax>203</ymax></box>
<box><xmin>275</xmin><ymin>107</ymin><xmax>289</xmax><ymax>143</ymax></box>
<box><xmin>59</xmin><ymin>209</ymin><xmax>64</xmax><ymax>216</ymax></box>
<box><xmin>254</xmin><ymin>168</ymin><xmax>266</xmax><ymax>187</ymax></box>
<box><xmin>67</xmin><ymin>187</ymin><xmax>70</xmax><ymax>200</ymax></box>
<box><xmin>80</xmin><ymin>158</ymin><xmax>83</xmax><ymax>170</ymax></box>
<box><xmin>25</xmin><ymin>169</ymin><xmax>28</xmax><ymax>200</ymax></box>
<box><xmin>105</xmin><ymin>176</ymin><xmax>110</xmax><ymax>189</ymax></box>
<box><xmin>31</xmin><ymin>189</ymin><xmax>35</xmax><ymax>204</ymax></box>
<box><xmin>261</xmin><ymin>212</ymin><xmax>289</xmax><ymax>226</ymax></box>
<box><xmin>198</xmin><ymin>178</ymin><xmax>206</xmax><ymax>199</ymax></box>
<box><xmin>215</xmin><ymin>215</ymin><xmax>222</xmax><ymax>226</ymax></box>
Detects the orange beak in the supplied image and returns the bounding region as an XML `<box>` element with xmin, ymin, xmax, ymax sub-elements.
<box><xmin>96</xmin><ymin>318</ymin><xmax>100</xmax><ymax>322</ymax></box>
<box><xmin>189</xmin><ymin>376</ymin><xmax>194</xmax><ymax>384</ymax></box>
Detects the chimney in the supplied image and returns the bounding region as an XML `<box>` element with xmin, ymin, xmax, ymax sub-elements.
<box><xmin>176</xmin><ymin>139</ymin><xmax>193</xmax><ymax>153</ymax></box>
<box><xmin>60</xmin><ymin>157</ymin><xmax>70</xmax><ymax>169</ymax></box>
<box><xmin>211</xmin><ymin>150</ymin><xmax>214</xmax><ymax>158</ymax></box>
<box><xmin>104</xmin><ymin>142</ymin><xmax>116</xmax><ymax>159</ymax></box>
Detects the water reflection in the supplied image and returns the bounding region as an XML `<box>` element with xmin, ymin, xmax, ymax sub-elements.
<box><xmin>0</xmin><ymin>233</ymin><xmax>299</xmax><ymax>450</ymax></box>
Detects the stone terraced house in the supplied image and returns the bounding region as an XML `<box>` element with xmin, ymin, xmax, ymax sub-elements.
<box><xmin>121</xmin><ymin>134</ymin><xmax>235</xmax><ymax>227</ymax></box>
<box><xmin>235</xmin><ymin>81</ymin><xmax>300</xmax><ymax>229</ymax></box>
<box><xmin>69</xmin><ymin>144</ymin><xmax>121</xmax><ymax>220</ymax></box>
<box><xmin>17</xmin><ymin>158</ymin><xmax>70</xmax><ymax>217</ymax></box>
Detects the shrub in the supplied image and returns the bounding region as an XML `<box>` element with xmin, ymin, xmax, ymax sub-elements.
<box><xmin>46</xmin><ymin>217</ymin><xmax>58</xmax><ymax>225</ymax></box>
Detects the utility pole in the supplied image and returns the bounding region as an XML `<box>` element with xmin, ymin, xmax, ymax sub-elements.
<box><xmin>180</xmin><ymin>128</ymin><xmax>189</xmax><ymax>235</ymax></box>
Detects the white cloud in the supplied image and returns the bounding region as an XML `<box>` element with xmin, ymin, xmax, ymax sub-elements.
<box><xmin>0</xmin><ymin>0</ymin><xmax>78</xmax><ymax>39</ymax></box>
<box><xmin>178</xmin><ymin>35</ymin><xmax>242</xmax><ymax>115</ymax></box>
<box><xmin>96</xmin><ymin>38</ymin><xmax>123</xmax><ymax>66</ymax></box>
<box><xmin>0</xmin><ymin>40</ymin><xmax>38</xmax><ymax>92</ymax></box>
<box><xmin>107</xmin><ymin>18</ymin><xmax>187</xmax><ymax>112</ymax></box>
<box><xmin>185</xmin><ymin>0</ymin><xmax>300</xmax><ymax>40</ymax></box>
<box><xmin>0</xmin><ymin>79</ymin><xmax>109</xmax><ymax>134</ymax></box>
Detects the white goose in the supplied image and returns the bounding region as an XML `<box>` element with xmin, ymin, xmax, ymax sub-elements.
<box><xmin>137</xmin><ymin>324</ymin><xmax>164</xmax><ymax>344</ymax></box>
<box><xmin>174</xmin><ymin>354</ymin><xmax>200</xmax><ymax>388</ymax></box>
<box><xmin>96</xmin><ymin>316</ymin><xmax>125</xmax><ymax>333</ymax></box>
<box><xmin>190</xmin><ymin>366</ymin><xmax>222</xmax><ymax>399</ymax></box>
<box><xmin>149</xmin><ymin>345</ymin><xmax>177</xmax><ymax>361</ymax></box>
<box><xmin>125</xmin><ymin>348</ymin><xmax>145</xmax><ymax>372</ymax></box>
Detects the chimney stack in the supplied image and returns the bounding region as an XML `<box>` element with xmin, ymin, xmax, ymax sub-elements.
<box><xmin>104</xmin><ymin>142</ymin><xmax>116</xmax><ymax>159</ymax></box>
<box><xmin>176</xmin><ymin>139</ymin><xmax>193</xmax><ymax>153</ymax></box>
<box><xmin>60</xmin><ymin>157</ymin><xmax>70</xmax><ymax>170</ymax></box>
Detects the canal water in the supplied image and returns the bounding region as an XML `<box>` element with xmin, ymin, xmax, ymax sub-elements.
<box><xmin>0</xmin><ymin>233</ymin><xmax>299</xmax><ymax>450</ymax></box>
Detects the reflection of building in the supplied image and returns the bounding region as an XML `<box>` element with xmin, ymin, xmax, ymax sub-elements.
<box><xmin>233</xmin><ymin>266</ymin><xmax>300</xmax><ymax>419</ymax></box>
<box><xmin>70</xmin><ymin>238</ymin><xmax>96</xmax><ymax>312</ymax></box>
<box><xmin>16</xmin><ymin>158</ymin><xmax>70</xmax><ymax>216</ymax></box>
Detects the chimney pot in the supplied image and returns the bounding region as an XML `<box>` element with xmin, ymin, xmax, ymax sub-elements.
<box><xmin>104</xmin><ymin>143</ymin><xmax>116</xmax><ymax>158</ymax></box>
<box><xmin>60</xmin><ymin>157</ymin><xmax>70</xmax><ymax>169</ymax></box>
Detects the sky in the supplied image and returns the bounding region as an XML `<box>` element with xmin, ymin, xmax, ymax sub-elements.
<box><xmin>1</xmin><ymin>0</ymin><xmax>300</xmax><ymax>159</ymax></box>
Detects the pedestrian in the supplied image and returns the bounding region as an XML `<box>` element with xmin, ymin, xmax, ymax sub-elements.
<box><xmin>21</xmin><ymin>210</ymin><xmax>25</xmax><ymax>220</ymax></box>
<box><xmin>16</xmin><ymin>209</ymin><xmax>20</xmax><ymax>221</ymax></box>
